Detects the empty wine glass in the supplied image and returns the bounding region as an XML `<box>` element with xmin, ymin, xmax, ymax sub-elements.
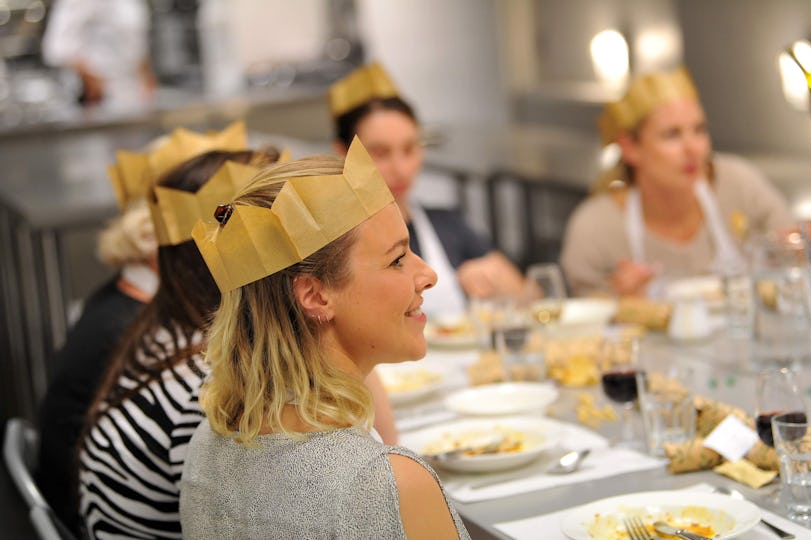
<box><xmin>599</xmin><ymin>335</ymin><xmax>641</xmax><ymax>448</ymax></box>
<box><xmin>755</xmin><ymin>367</ymin><xmax>808</xmax><ymax>447</ymax></box>
<box><xmin>523</xmin><ymin>263</ymin><xmax>567</xmax><ymax>327</ymax></box>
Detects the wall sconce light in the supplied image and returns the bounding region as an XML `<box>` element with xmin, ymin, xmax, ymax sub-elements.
<box><xmin>779</xmin><ymin>39</ymin><xmax>811</xmax><ymax>112</ymax></box>
<box><xmin>590</xmin><ymin>29</ymin><xmax>629</xmax><ymax>89</ymax></box>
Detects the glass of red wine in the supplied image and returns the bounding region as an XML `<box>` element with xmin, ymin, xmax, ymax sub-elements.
<box><xmin>599</xmin><ymin>335</ymin><xmax>640</xmax><ymax>447</ymax></box>
<box><xmin>755</xmin><ymin>367</ymin><xmax>807</xmax><ymax>448</ymax></box>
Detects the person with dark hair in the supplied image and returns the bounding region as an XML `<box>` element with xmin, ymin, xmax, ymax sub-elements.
<box><xmin>77</xmin><ymin>147</ymin><xmax>279</xmax><ymax>539</ymax></box>
<box><xmin>561</xmin><ymin>67</ymin><xmax>793</xmax><ymax>298</ymax></box>
<box><xmin>36</xmin><ymin>122</ymin><xmax>254</xmax><ymax>535</ymax></box>
<box><xmin>329</xmin><ymin>62</ymin><xmax>524</xmax><ymax>314</ymax></box>
<box><xmin>180</xmin><ymin>138</ymin><xmax>469</xmax><ymax>539</ymax></box>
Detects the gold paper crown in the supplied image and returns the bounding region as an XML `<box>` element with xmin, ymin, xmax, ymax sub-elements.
<box><xmin>150</xmin><ymin>160</ymin><xmax>263</xmax><ymax>246</ymax></box>
<box><xmin>107</xmin><ymin>121</ymin><xmax>248</xmax><ymax>209</ymax></box>
<box><xmin>597</xmin><ymin>67</ymin><xmax>699</xmax><ymax>145</ymax></box>
<box><xmin>192</xmin><ymin>137</ymin><xmax>394</xmax><ymax>293</ymax></box>
<box><xmin>328</xmin><ymin>62</ymin><xmax>400</xmax><ymax>118</ymax></box>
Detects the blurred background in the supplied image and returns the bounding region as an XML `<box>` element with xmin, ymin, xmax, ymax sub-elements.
<box><xmin>1</xmin><ymin>0</ymin><xmax>811</xmax><ymax>428</ymax></box>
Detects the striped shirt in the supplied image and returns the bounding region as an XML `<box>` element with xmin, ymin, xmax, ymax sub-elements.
<box><xmin>78</xmin><ymin>328</ymin><xmax>206</xmax><ymax>539</ymax></box>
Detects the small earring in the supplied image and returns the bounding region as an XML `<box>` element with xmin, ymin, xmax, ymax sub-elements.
<box><xmin>317</xmin><ymin>314</ymin><xmax>323</xmax><ymax>324</ymax></box>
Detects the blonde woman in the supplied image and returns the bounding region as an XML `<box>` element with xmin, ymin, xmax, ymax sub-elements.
<box><xmin>180</xmin><ymin>139</ymin><xmax>470</xmax><ymax>539</ymax></box>
<box><xmin>561</xmin><ymin>67</ymin><xmax>792</xmax><ymax>297</ymax></box>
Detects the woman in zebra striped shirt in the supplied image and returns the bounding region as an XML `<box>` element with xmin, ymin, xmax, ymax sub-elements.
<box><xmin>76</xmin><ymin>148</ymin><xmax>279</xmax><ymax>539</ymax></box>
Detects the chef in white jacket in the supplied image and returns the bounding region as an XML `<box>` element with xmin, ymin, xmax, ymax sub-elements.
<box><xmin>42</xmin><ymin>0</ymin><xmax>156</xmax><ymax>109</ymax></box>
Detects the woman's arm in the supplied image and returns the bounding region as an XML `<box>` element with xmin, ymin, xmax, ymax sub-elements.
<box><xmin>389</xmin><ymin>454</ymin><xmax>461</xmax><ymax>539</ymax></box>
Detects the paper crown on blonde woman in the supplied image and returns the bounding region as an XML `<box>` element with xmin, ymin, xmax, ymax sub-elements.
<box><xmin>328</xmin><ymin>62</ymin><xmax>400</xmax><ymax>117</ymax></box>
<box><xmin>107</xmin><ymin>120</ymin><xmax>248</xmax><ymax>209</ymax></box>
<box><xmin>597</xmin><ymin>67</ymin><xmax>699</xmax><ymax>145</ymax></box>
<box><xmin>192</xmin><ymin>137</ymin><xmax>394</xmax><ymax>293</ymax></box>
<box><xmin>149</xmin><ymin>148</ymin><xmax>292</xmax><ymax>246</ymax></box>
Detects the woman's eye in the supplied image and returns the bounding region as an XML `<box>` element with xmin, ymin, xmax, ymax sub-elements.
<box><xmin>391</xmin><ymin>253</ymin><xmax>406</xmax><ymax>268</ymax></box>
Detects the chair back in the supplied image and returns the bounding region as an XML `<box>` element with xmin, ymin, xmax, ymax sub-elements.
<box><xmin>3</xmin><ymin>418</ymin><xmax>77</xmax><ymax>540</ymax></box>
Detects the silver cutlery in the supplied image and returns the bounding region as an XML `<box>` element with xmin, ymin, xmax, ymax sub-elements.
<box><xmin>623</xmin><ymin>516</ymin><xmax>655</xmax><ymax>540</ymax></box>
<box><xmin>653</xmin><ymin>521</ymin><xmax>712</xmax><ymax>540</ymax></box>
<box><xmin>712</xmin><ymin>485</ymin><xmax>795</xmax><ymax>539</ymax></box>
<box><xmin>423</xmin><ymin>433</ymin><xmax>504</xmax><ymax>461</ymax></box>
<box><xmin>468</xmin><ymin>448</ymin><xmax>590</xmax><ymax>490</ymax></box>
<box><xmin>546</xmin><ymin>448</ymin><xmax>590</xmax><ymax>474</ymax></box>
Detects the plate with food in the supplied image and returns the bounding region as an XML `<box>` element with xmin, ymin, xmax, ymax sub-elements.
<box><xmin>400</xmin><ymin>416</ymin><xmax>564</xmax><ymax>473</ymax></box>
<box><xmin>424</xmin><ymin>313</ymin><xmax>480</xmax><ymax>349</ymax></box>
<box><xmin>559</xmin><ymin>490</ymin><xmax>760</xmax><ymax>540</ymax></box>
<box><xmin>375</xmin><ymin>363</ymin><xmax>449</xmax><ymax>405</ymax></box>
<box><xmin>444</xmin><ymin>382</ymin><xmax>559</xmax><ymax>416</ymax></box>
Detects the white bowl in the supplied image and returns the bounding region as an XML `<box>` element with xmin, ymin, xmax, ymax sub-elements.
<box><xmin>444</xmin><ymin>382</ymin><xmax>559</xmax><ymax>416</ymax></box>
<box><xmin>401</xmin><ymin>416</ymin><xmax>564</xmax><ymax>473</ymax></box>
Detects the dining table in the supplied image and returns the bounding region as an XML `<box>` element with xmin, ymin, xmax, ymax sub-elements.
<box><xmin>389</xmin><ymin>314</ymin><xmax>811</xmax><ymax>540</ymax></box>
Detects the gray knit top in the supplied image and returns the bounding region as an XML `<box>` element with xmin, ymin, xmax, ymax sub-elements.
<box><xmin>179</xmin><ymin>421</ymin><xmax>471</xmax><ymax>539</ymax></box>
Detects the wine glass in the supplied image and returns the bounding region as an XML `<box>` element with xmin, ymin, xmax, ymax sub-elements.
<box><xmin>755</xmin><ymin>367</ymin><xmax>808</xmax><ymax>447</ymax></box>
<box><xmin>523</xmin><ymin>263</ymin><xmax>567</xmax><ymax>326</ymax></box>
<box><xmin>599</xmin><ymin>334</ymin><xmax>640</xmax><ymax>448</ymax></box>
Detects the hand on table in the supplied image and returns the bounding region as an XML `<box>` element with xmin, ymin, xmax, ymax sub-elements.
<box><xmin>610</xmin><ymin>259</ymin><xmax>659</xmax><ymax>297</ymax></box>
<box><xmin>457</xmin><ymin>252</ymin><xmax>525</xmax><ymax>299</ymax></box>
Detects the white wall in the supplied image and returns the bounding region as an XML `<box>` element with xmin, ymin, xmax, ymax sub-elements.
<box><xmin>677</xmin><ymin>0</ymin><xmax>811</xmax><ymax>156</ymax></box>
<box><xmin>355</xmin><ymin>0</ymin><xmax>508</xmax><ymax>128</ymax></box>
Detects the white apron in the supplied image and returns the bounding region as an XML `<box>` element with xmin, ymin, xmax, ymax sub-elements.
<box><xmin>408</xmin><ymin>205</ymin><xmax>467</xmax><ymax>315</ymax></box>
<box><xmin>624</xmin><ymin>179</ymin><xmax>745</xmax><ymax>293</ymax></box>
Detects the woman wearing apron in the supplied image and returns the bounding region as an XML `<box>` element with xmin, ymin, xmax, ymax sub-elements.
<box><xmin>329</xmin><ymin>62</ymin><xmax>525</xmax><ymax>315</ymax></box>
<box><xmin>561</xmin><ymin>67</ymin><xmax>793</xmax><ymax>298</ymax></box>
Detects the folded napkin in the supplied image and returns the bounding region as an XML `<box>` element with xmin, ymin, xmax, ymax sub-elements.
<box><xmin>664</xmin><ymin>396</ymin><xmax>779</xmax><ymax>475</ymax></box>
<box><xmin>436</xmin><ymin>422</ymin><xmax>663</xmax><ymax>503</ymax></box>
<box><xmin>494</xmin><ymin>482</ymin><xmax>810</xmax><ymax>540</ymax></box>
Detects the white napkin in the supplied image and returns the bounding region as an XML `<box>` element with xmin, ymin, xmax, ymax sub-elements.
<box><xmin>494</xmin><ymin>483</ymin><xmax>810</xmax><ymax>540</ymax></box>
<box><xmin>438</xmin><ymin>423</ymin><xmax>664</xmax><ymax>503</ymax></box>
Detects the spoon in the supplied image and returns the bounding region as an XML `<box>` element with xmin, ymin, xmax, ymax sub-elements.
<box><xmin>468</xmin><ymin>449</ymin><xmax>590</xmax><ymax>490</ymax></box>
<box><xmin>653</xmin><ymin>521</ymin><xmax>711</xmax><ymax>540</ymax></box>
<box><xmin>546</xmin><ymin>449</ymin><xmax>590</xmax><ymax>474</ymax></box>
<box><xmin>712</xmin><ymin>485</ymin><xmax>795</xmax><ymax>539</ymax></box>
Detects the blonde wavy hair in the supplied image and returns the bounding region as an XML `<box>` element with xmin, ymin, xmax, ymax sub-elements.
<box><xmin>96</xmin><ymin>199</ymin><xmax>157</xmax><ymax>267</ymax></box>
<box><xmin>202</xmin><ymin>156</ymin><xmax>373</xmax><ymax>445</ymax></box>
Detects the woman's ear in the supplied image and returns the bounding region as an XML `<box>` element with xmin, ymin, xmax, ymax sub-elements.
<box><xmin>333</xmin><ymin>140</ymin><xmax>348</xmax><ymax>157</ymax></box>
<box><xmin>617</xmin><ymin>132</ymin><xmax>640</xmax><ymax>168</ymax></box>
<box><xmin>293</xmin><ymin>275</ymin><xmax>332</xmax><ymax>318</ymax></box>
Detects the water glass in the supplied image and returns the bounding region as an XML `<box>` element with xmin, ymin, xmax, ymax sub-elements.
<box><xmin>722</xmin><ymin>272</ymin><xmax>754</xmax><ymax>339</ymax></box>
<box><xmin>636</xmin><ymin>361</ymin><xmax>696</xmax><ymax>457</ymax></box>
<box><xmin>750</xmin><ymin>231</ymin><xmax>811</xmax><ymax>363</ymax></box>
<box><xmin>493</xmin><ymin>325</ymin><xmax>545</xmax><ymax>382</ymax></box>
<box><xmin>522</xmin><ymin>263</ymin><xmax>567</xmax><ymax>326</ymax></box>
<box><xmin>772</xmin><ymin>412</ymin><xmax>811</xmax><ymax>525</ymax></box>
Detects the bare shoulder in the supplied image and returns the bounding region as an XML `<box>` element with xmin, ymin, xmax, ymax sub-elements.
<box><xmin>387</xmin><ymin>453</ymin><xmax>461</xmax><ymax>539</ymax></box>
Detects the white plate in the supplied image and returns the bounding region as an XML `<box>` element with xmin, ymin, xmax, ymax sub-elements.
<box><xmin>444</xmin><ymin>382</ymin><xmax>559</xmax><ymax>416</ymax></box>
<box><xmin>560</xmin><ymin>490</ymin><xmax>761</xmax><ymax>540</ymax></box>
<box><xmin>400</xmin><ymin>416</ymin><xmax>564</xmax><ymax>473</ymax></box>
<box><xmin>375</xmin><ymin>363</ymin><xmax>449</xmax><ymax>406</ymax></box>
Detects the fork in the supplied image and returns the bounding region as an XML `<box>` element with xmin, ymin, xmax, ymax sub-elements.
<box><xmin>624</xmin><ymin>516</ymin><xmax>655</xmax><ymax>540</ymax></box>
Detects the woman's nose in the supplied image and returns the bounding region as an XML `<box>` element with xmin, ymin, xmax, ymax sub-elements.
<box><xmin>415</xmin><ymin>256</ymin><xmax>437</xmax><ymax>292</ymax></box>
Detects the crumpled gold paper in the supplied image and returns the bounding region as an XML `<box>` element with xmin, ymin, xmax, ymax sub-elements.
<box><xmin>193</xmin><ymin>137</ymin><xmax>393</xmax><ymax>293</ymax></box>
<box><xmin>713</xmin><ymin>459</ymin><xmax>777</xmax><ymax>489</ymax></box>
<box><xmin>615</xmin><ymin>298</ymin><xmax>672</xmax><ymax>331</ymax></box>
<box><xmin>664</xmin><ymin>396</ymin><xmax>779</xmax><ymax>474</ymax></box>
